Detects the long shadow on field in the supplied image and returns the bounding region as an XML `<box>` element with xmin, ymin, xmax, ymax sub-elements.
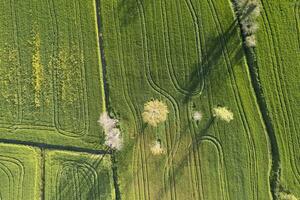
<box><xmin>156</xmin><ymin>117</ymin><xmax>216</xmax><ymax>198</ymax></box>
<box><xmin>183</xmin><ymin>19</ymin><xmax>244</xmax><ymax>103</ymax></box>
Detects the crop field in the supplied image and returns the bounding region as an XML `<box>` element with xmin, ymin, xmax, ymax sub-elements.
<box><xmin>0</xmin><ymin>143</ymin><xmax>40</xmax><ymax>199</ymax></box>
<box><xmin>256</xmin><ymin>0</ymin><xmax>300</xmax><ymax>197</ymax></box>
<box><xmin>45</xmin><ymin>150</ymin><xmax>114</xmax><ymax>200</ymax></box>
<box><xmin>0</xmin><ymin>0</ymin><xmax>105</xmax><ymax>149</ymax></box>
<box><xmin>0</xmin><ymin>0</ymin><xmax>299</xmax><ymax>200</ymax></box>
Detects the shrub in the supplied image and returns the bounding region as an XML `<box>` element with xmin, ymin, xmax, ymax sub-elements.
<box><xmin>212</xmin><ymin>106</ymin><xmax>234</xmax><ymax>122</ymax></box>
<box><xmin>150</xmin><ymin>140</ymin><xmax>165</xmax><ymax>155</ymax></box>
<box><xmin>104</xmin><ymin>128</ymin><xmax>123</xmax><ymax>151</ymax></box>
<box><xmin>245</xmin><ymin>35</ymin><xmax>257</xmax><ymax>47</ymax></box>
<box><xmin>193</xmin><ymin>111</ymin><xmax>203</xmax><ymax>122</ymax></box>
<box><xmin>235</xmin><ymin>0</ymin><xmax>260</xmax><ymax>47</ymax></box>
<box><xmin>98</xmin><ymin>112</ymin><xmax>118</xmax><ymax>132</ymax></box>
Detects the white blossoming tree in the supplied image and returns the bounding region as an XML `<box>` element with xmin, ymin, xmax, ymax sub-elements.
<box><xmin>98</xmin><ymin>112</ymin><xmax>123</xmax><ymax>151</ymax></box>
<box><xmin>142</xmin><ymin>99</ymin><xmax>169</xmax><ymax>127</ymax></box>
<box><xmin>193</xmin><ymin>111</ymin><xmax>203</xmax><ymax>122</ymax></box>
<box><xmin>150</xmin><ymin>140</ymin><xmax>165</xmax><ymax>155</ymax></box>
<box><xmin>212</xmin><ymin>106</ymin><xmax>234</xmax><ymax>123</ymax></box>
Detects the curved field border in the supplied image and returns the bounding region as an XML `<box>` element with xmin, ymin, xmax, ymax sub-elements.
<box><xmin>197</xmin><ymin>135</ymin><xmax>229</xmax><ymax>200</ymax></box>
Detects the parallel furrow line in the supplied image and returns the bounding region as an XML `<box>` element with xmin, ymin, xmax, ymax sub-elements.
<box><xmin>208</xmin><ymin>0</ymin><xmax>258</xmax><ymax>198</ymax></box>
<box><xmin>261</xmin><ymin>0</ymin><xmax>300</xmax><ymax>183</ymax></box>
<box><xmin>9</xmin><ymin>0</ymin><xmax>22</xmax><ymax>122</ymax></box>
<box><xmin>136</xmin><ymin>1</ymin><xmax>183</xmax><ymax>200</ymax></box>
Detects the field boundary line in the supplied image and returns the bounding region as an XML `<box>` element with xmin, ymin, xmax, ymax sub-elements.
<box><xmin>0</xmin><ymin>139</ymin><xmax>109</xmax><ymax>155</ymax></box>
<box><xmin>94</xmin><ymin>0</ymin><xmax>122</xmax><ymax>199</ymax></box>
<box><xmin>231</xmin><ymin>0</ymin><xmax>281</xmax><ymax>198</ymax></box>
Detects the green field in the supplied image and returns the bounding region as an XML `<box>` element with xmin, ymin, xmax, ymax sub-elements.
<box><xmin>0</xmin><ymin>143</ymin><xmax>40</xmax><ymax>199</ymax></box>
<box><xmin>0</xmin><ymin>0</ymin><xmax>105</xmax><ymax>149</ymax></box>
<box><xmin>0</xmin><ymin>0</ymin><xmax>299</xmax><ymax>199</ymax></box>
<box><xmin>100</xmin><ymin>0</ymin><xmax>271</xmax><ymax>199</ymax></box>
<box><xmin>256</xmin><ymin>0</ymin><xmax>300</xmax><ymax>197</ymax></box>
<box><xmin>45</xmin><ymin>150</ymin><xmax>114</xmax><ymax>200</ymax></box>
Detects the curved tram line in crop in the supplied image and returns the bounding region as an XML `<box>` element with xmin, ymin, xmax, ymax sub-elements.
<box><xmin>111</xmin><ymin>1</ymin><xmax>153</xmax><ymax>199</ymax></box>
<box><xmin>260</xmin><ymin>0</ymin><xmax>300</xmax><ymax>184</ymax></box>
<box><xmin>207</xmin><ymin>0</ymin><xmax>260</xmax><ymax>198</ymax></box>
<box><xmin>0</xmin><ymin>0</ymin><xmax>91</xmax><ymax>139</ymax></box>
<box><xmin>161</xmin><ymin>0</ymin><xmax>204</xmax><ymax>96</ymax></box>
<box><xmin>197</xmin><ymin>136</ymin><xmax>229</xmax><ymax>200</ymax></box>
<box><xmin>0</xmin><ymin>156</ymin><xmax>24</xmax><ymax>200</ymax></box>
<box><xmin>136</xmin><ymin>1</ymin><xmax>181</xmax><ymax>199</ymax></box>
<box><xmin>55</xmin><ymin>161</ymin><xmax>100</xmax><ymax>200</ymax></box>
<box><xmin>51</xmin><ymin>0</ymin><xmax>89</xmax><ymax>138</ymax></box>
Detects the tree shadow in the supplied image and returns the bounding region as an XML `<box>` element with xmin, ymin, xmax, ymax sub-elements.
<box><xmin>156</xmin><ymin>117</ymin><xmax>216</xmax><ymax>198</ymax></box>
<box><xmin>183</xmin><ymin>19</ymin><xmax>245</xmax><ymax>103</ymax></box>
<box><xmin>50</xmin><ymin>149</ymin><xmax>115</xmax><ymax>200</ymax></box>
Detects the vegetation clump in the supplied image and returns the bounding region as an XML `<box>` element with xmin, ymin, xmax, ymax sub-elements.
<box><xmin>193</xmin><ymin>111</ymin><xmax>203</xmax><ymax>122</ymax></box>
<box><xmin>235</xmin><ymin>0</ymin><xmax>260</xmax><ymax>47</ymax></box>
<box><xmin>98</xmin><ymin>112</ymin><xmax>123</xmax><ymax>150</ymax></box>
<box><xmin>150</xmin><ymin>140</ymin><xmax>165</xmax><ymax>155</ymax></box>
<box><xmin>142</xmin><ymin>100</ymin><xmax>169</xmax><ymax>127</ymax></box>
<box><xmin>213</xmin><ymin>106</ymin><xmax>234</xmax><ymax>122</ymax></box>
<box><xmin>278</xmin><ymin>192</ymin><xmax>298</xmax><ymax>200</ymax></box>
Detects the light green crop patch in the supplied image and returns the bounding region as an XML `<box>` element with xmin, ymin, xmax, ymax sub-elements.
<box><xmin>44</xmin><ymin>150</ymin><xmax>115</xmax><ymax>200</ymax></box>
<box><xmin>0</xmin><ymin>143</ymin><xmax>41</xmax><ymax>200</ymax></box>
<box><xmin>32</xmin><ymin>25</ymin><xmax>43</xmax><ymax>108</ymax></box>
<box><xmin>0</xmin><ymin>0</ymin><xmax>105</xmax><ymax>149</ymax></box>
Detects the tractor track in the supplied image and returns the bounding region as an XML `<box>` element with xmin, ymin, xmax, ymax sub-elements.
<box><xmin>94</xmin><ymin>0</ymin><xmax>122</xmax><ymax>199</ymax></box>
<box><xmin>231</xmin><ymin>1</ymin><xmax>281</xmax><ymax>199</ymax></box>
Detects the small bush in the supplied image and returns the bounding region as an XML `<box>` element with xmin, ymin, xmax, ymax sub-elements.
<box><xmin>150</xmin><ymin>140</ymin><xmax>165</xmax><ymax>155</ymax></box>
<box><xmin>235</xmin><ymin>0</ymin><xmax>260</xmax><ymax>47</ymax></box>
<box><xmin>193</xmin><ymin>111</ymin><xmax>203</xmax><ymax>122</ymax></box>
<box><xmin>212</xmin><ymin>106</ymin><xmax>234</xmax><ymax>122</ymax></box>
<box><xmin>245</xmin><ymin>35</ymin><xmax>257</xmax><ymax>47</ymax></box>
